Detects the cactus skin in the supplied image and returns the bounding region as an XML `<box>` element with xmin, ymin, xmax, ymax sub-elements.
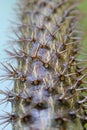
<box><xmin>0</xmin><ymin>0</ymin><xmax>87</xmax><ymax>130</ymax></box>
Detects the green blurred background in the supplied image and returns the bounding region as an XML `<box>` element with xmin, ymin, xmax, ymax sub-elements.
<box><xmin>79</xmin><ymin>1</ymin><xmax>87</xmax><ymax>129</ymax></box>
<box><xmin>79</xmin><ymin>0</ymin><xmax>87</xmax><ymax>48</ymax></box>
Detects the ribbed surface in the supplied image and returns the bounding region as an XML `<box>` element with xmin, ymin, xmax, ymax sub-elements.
<box><xmin>0</xmin><ymin>0</ymin><xmax>87</xmax><ymax>130</ymax></box>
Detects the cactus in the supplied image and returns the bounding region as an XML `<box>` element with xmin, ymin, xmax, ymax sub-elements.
<box><xmin>0</xmin><ymin>0</ymin><xmax>87</xmax><ymax>130</ymax></box>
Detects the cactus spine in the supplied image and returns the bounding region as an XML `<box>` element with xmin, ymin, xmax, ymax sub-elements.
<box><xmin>0</xmin><ymin>0</ymin><xmax>87</xmax><ymax>130</ymax></box>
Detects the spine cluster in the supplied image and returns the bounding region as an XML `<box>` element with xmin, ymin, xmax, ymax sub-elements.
<box><xmin>0</xmin><ymin>0</ymin><xmax>87</xmax><ymax>130</ymax></box>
